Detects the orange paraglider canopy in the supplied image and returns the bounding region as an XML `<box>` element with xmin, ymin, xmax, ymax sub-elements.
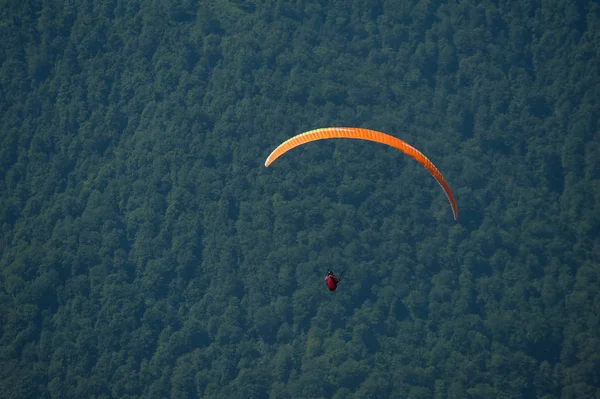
<box><xmin>265</xmin><ymin>127</ymin><xmax>458</xmax><ymax>220</ymax></box>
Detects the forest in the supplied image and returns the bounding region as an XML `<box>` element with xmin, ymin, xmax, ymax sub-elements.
<box><xmin>0</xmin><ymin>0</ymin><xmax>599</xmax><ymax>398</ymax></box>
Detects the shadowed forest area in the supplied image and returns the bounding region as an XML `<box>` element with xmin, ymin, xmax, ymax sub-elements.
<box><xmin>0</xmin><ymin>0</ymin><xmax>599</xmax><ymax>398</ymax></box>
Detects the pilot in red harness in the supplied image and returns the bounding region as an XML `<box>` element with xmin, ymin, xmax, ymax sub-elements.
<box><xmin>324</xmin><ymin>271</ymin><xmax>341</xmax><ymax>291</ymax></box>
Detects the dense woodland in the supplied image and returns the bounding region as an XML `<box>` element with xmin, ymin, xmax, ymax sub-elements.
<box><xmin>1</xmin><ymin>0</ymin><xmax>599</xmax><ymax>398</ymax></box>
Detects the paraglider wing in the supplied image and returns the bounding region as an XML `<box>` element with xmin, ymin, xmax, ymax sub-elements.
<box><xmin>265</xmin><ymin>127</ymin><xmax>458</xmax><ymax>220</ymax></box>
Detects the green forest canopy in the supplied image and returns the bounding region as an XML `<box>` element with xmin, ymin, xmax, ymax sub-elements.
<box><xmin>0</xmin><ymin>0</ymin><xmax>599</xmax><ymax>398</ymax></box>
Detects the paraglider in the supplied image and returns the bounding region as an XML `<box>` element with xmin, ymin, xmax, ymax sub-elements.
<box><xmin>265</xmin><ymin>127</ymin><xmax>458</xmax><ymax>220</ymax></box>
<box><xmin>324</xmin><ymin>271</ymin><xmax>341</xmax><ymax>291</ymax></box>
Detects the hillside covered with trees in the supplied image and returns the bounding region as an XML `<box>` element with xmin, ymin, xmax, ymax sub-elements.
<box><xmin>1</xmin><ymin>0</ymin><xmax>599</xmax><ymax>398</ymax></box>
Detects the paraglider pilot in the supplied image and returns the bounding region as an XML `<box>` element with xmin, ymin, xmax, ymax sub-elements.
<box><xmin>324</xmin><ymin>271</ymin><xmax>341</xmax><ymax>291</ymax></box>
